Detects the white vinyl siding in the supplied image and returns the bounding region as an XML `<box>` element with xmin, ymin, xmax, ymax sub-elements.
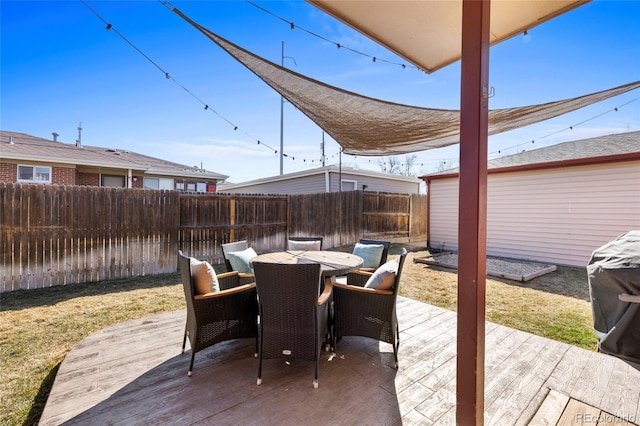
<box><xmin>429</xmin><ymin>178</ymin><xmax>459</xmax><ymax>253</ymax></box>
<box><xmin>429</xmin><ymin>161</ymin><xmax>640</xmax><ymax>267</ymax></box>
<box><xmin>221</xmin><ymin>170</ymin><xmax>420</xmax><ymax>195</ymax></box>
<box><xmin>222</xmin><ymin>174</ymin><xmax>327</xmax><ymax>195</ymax></box>
<box><xmin>329</xmin><ymin>172</ymin><xmax>419</xmax><ymax>193</ymax></box>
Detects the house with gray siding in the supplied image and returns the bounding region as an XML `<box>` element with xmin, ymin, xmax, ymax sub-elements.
<box><xmin>420</xmin><ymin>131</ymin><xmax>640</xmax><ymax>267</ymax></box>
<box><xmin>219</xmin><ymin>165</ymin><xmax>421</xmax><ymax>195</ymax></box>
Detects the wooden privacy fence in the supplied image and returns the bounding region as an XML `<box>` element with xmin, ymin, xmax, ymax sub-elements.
<box><xmin>0</xmin><ymin>183</ymin><xmax>179</xmax><ymax>292</ymax></box>
<box><xmin>288</xmin><ymin>191</ymin><xmax>427</xmax><ymax>247</ymax></box>
<box><xmin>0</xmin><ymin>183</ymin><xmax>426</xmax><ymax>292</ymax></box>
<box><xmin>178</xmin><ymin>193</ymin><xmax>289</xmax><ymax>264</ymax></box>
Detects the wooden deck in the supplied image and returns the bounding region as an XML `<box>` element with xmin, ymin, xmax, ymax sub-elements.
<box><xmin>39</xmin><ymin>297</ymin><xmax>640</xmax><ymax>425</ymax></box>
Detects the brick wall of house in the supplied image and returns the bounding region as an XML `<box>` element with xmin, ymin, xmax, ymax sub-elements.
<box><xmin>52</xmin><ymin>166</ymin><xmax>76</xmax><ymax>185</ymax></box>
<box><xmin>77</xmin><ymin>171</ymin><xmax>99</xmax><ymax>186</ymax></box>
<box><xmin>0</xmin><ymin>162</ymin><xmax>17</xmax><ymax>182</ymax></box>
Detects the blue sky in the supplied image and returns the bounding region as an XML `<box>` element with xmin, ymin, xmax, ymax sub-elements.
<box><xmin>2</xmin><ymin>0</ymin><xmax>639</xmax><ymax>182</ymax></box>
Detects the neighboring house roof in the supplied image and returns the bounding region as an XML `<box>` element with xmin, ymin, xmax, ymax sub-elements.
<box><xmin>220</xmin><ymin>165</ymin><xmax>421</xmax><ymax>190</ymax></box>
<box><xmin>0</xmin><ymin>130</ymin><xmax>228</xmax><ymax>181</ymax></box>
<box><xmin>421</xmin><ymin>131</ymin><xmax>640</xmax><ymax>179</ymax></box>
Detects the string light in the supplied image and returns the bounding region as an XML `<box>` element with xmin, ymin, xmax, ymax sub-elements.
<box><xmin>244</xmin><ymin>0</ymin><xmax>419</xmax><ymax>71</ymax></box>
<box><xmin>85</xmin><ymin>0</ymin><xmax>363</xmax><ymax>166</ymax></box>
<box><xmin>489</xmin><ymin>97</ymin><xmax>639</xmax><ymax>158</ymax></box>
<box><xmin>82</xmin><ymin>0</ymin><xmax>287</xmax><ymax>156</ymax></box>
<box><xmin>86</xmin><ymin>1</ymin><xmax>638</xmax><ymax>173</ymax></box>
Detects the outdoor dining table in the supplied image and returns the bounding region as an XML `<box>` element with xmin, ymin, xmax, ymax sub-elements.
<box><xmin>251</xmin><ymin>250</ymin><xmax>363</xmax><ymax>278</ymax></box>
<box><xmin>251</xmin><ymin>250</ymin><xmax>363</xmax><ymax>351</ymax></box>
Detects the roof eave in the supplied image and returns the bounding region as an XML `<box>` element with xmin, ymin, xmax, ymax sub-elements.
<box><xmin>420</xmin><ymin>151</ymin><xmax>640</xmax><ymax>181</ymax></box>
<box><xmin>146</xmin><ymin>169</ymin><xmax>228</xmax><ymax>181</ymax></box>
<box><xmin>1</xmin><ymin>152</ymin><xmax>148</xmax><ymax>171</ymax></box>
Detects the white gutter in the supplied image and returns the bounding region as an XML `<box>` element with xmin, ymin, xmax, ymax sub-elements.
<box><xmin>0</xmin><ymin>152</ymin><xmax>145</xmax><ymax>170</ymax></box>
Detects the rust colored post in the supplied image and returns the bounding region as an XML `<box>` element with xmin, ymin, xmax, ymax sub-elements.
<box><xmin>457</xmin><ymin>0</ymin><xmax>490</xmax><ymax>424</ymax></box>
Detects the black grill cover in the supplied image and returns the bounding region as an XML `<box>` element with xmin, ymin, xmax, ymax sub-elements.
<box><xmin>587</xmin><ymin>231</ymin><xmax>640</xmax><ymax>362</ymax></box>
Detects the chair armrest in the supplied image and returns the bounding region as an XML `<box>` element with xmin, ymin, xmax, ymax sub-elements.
<box><xmin>237</xmin><ymin>273</ymin><xmax>256</xmax><ymax>286</ymax></box>
<box><xmin>619</xmin><ymin>293</ymin><xmax>640</xmax><ymax>303</ymax></box>
<box><xmin>194</xmin><ymin>283</ymin><xmax>257</xmax><ymax>299</ymax></box>
<box><xmin>333</xmin><ymin>281</ymin><xmax>393</xmax><ymax>296</ymax></box>
<box><xmin>217</xmin><ymin>270</ymin><xmax>254</xmax><ymax>280</ymax></box>
<box><xmin>216</xmin><ymin>271</ymin><xmax>239</xmax><ymax>279</ymax></box>
<box><xmin>346</xmin><ymin>270</ymin><xmax>372</xmax><ymax>287</ymax></box>
<box><xmin>318</xmin><ymin>278</ymin><xmax>333</xmax><ymax>305</ymax></box>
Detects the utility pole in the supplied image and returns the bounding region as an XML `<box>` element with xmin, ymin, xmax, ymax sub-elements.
<box><xmin>279</xmin><ymin>42</ymin><xmax>296</xmax><ymax>175</ymax></box>
<box><xmin>321</xmin><ymin>132</ymin><xmax>326</xmax><ymax>167</ymax></box>
<box><xmin>279</xmin><ymin>42</ymin><xmax>284</xmax><ymax>175</ymax></box>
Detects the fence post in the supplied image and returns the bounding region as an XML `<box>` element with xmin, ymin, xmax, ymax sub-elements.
<box><xmin>230</xmin><ymin>197</ymin><xmax>235</xmax><ymax>242</ymax></box>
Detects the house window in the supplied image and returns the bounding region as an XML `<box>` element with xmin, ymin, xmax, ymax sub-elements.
<box><xmin>101</xmin><ymin>175</ymin><xmax>126</xmax><ymax>188</ymax></box>
<box><xmin>17</xmin><ymin>165</ymin><xmax>51</xmax><ymax>184</ymax></box>
<box><xmin>175</xmin><ymin>181</ymin><xmax>210</xmax><ymax>192</ymax></box>
<box><xmin>341</xmin><ymin>179</ymin><xmax>357</xmax><ymax>191</ymax></box>
<box><xmin>144</xmin><ymin>177</ymin><xmax>174</xmax><ymax>190</ymax></box>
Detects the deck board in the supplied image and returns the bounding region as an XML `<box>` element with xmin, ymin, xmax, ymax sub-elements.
<box><xmin>39</xmin><ymin>297</ymin><xmax>640</xmax><ymax>425</ymax></box>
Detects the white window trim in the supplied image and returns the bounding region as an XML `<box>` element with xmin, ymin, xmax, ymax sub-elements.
<box><xmin>341</xmin><ymin>179</ymin><xmax>357</xmax><ymax>191</ymax></box>
<box><xmin>17</xmin><ymin>164</ymin><xmax>52</xmax><ymax>184</ymax></box>
<box><xmin>144</xmin><ymin>177</ymin><xmax>175</xmax><ymax>190</ymax></box>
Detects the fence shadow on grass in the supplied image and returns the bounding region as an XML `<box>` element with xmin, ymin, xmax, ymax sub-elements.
<box><xmin>0</xmin><ymin>273</ymin><xmax>181</xmax><ymax>312</ymax></box>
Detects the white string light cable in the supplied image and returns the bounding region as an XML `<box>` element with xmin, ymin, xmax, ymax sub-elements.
<box><xmin>244</xmin><ymin>1</ymin><xmax>422</xmax><ymax>72</ymax></box>
<box><xmin>80</xmin><ymin>0</ymin><xmax>296</xmax><ymax>160</ymax></box>
<box><xmin>490</xmin><ymin>97</ymin><xmax>639</xmax><ymax>158</ymax></box>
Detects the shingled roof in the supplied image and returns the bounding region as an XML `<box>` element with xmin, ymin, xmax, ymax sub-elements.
<box><xmin>423</xmin><ymin>131</ymin><xmax>640</xmax><ymax>177</ymax></box>
<box><xmin>0</xmin><ymin>130</ymin><xmax>227</xmax><ymax>181</ymax></box>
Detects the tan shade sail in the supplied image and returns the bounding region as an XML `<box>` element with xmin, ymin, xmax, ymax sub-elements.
<box><xmin>174</xmin><ymin>8</ymin><xmax>640</xmax><ymax>156</ymax></box>
<box><xmin>307</xmin><ymin>0</ymin><xmax>589</xmax><ymax>73</ymax></box>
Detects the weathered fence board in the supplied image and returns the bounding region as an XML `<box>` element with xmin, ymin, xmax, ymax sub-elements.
<box><xmin>361</xmin><ymin>192</ymin><xmax>411</xmax><ymax>238</ymax></box>
<box><xmin>1</xmin><ymin>184</ymin><xmax>425</xmax><ymax>292</ymax></box>
<box><xmin>0</xmin><ymin>183</ymin><xmax>179</xmax><ymax>292</ymax></box>
<box><xmin>177</xmin><ymin>193</ymin><xmax>288</xmax><ymax>264</ymax></box>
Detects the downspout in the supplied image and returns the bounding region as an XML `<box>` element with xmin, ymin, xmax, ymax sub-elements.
<box><xmin>128</xmin><ymin>169</ymin><xmax>133</xmax><ymax>188</ymax></box>
<box><xmin>325</xmin><ymin>168</ymin><xmax>330</xmax><ymax>192</ymax></box>
<box><xmin>425</xmin><ymin>178</ymin><xmax>431</xmax><ymax>250</ymax></box>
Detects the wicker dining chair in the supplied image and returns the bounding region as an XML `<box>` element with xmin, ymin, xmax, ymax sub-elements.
<box><xmin>221</xmin><ymin>240</ymin><xmax>256</xmax><ymax>284</ymax></box>
<box><xmin>178</xmin><ymin>250</ymin><xmax>259</xmax><ymax>376</ymax></box>
<box><xmin>337</xmin><ymin>238</ymin><xmax>392</xmax><ymax>284</ymax></box>
<box><xmin>355</xmin><ymin>239</ymin><xmax>391</xmax><ymax>270</ymax></box>
<box><xmin>253</xmin><ymin>261</ymin><xmax>332</xmax><ymax>388</ymax></box>
<box><xmin>287</xmin><ymin>236</ymin><xmax>324</xmax><ymax>251</ymax></box>
<box><xmin>221</xmin><ymin>240</ymin><xmax>249</xmax><ymax>272</ymax></box>
<box><xmin>332</xmin><ymin>248</ymin><xmax>408</xmax><ymax>367</ymax></box>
